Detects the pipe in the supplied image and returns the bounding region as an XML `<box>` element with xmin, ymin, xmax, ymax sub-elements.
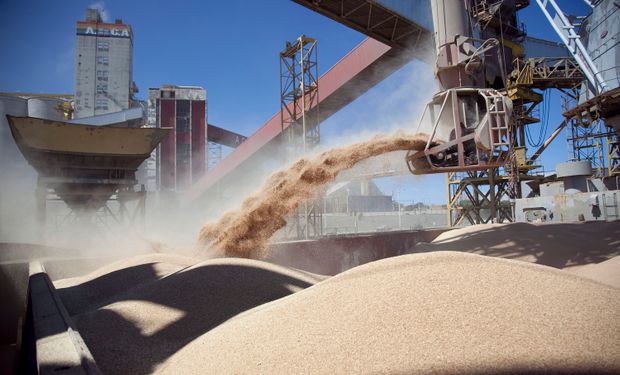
<box><xmin>527</xmin><ymin>119</ymin><xmax>568</xmax><ymax>163</ymax></box>
<box><xmin>431</xmin><ymin>0</ymin><xmax>475</xmax><ymax>88</ymax></box>
<box><xmin>431</xmin><ymin>0</ymin><xmax>469</xmax><ymax>55</ymax></box>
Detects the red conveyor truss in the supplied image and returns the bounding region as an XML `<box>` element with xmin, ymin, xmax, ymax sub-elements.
<box><xmin>184</xmin><ymin>37</ymin><xmax>425</xmax><ymax>204</ymax></box>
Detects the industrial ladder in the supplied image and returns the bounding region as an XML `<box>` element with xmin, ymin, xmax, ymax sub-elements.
<box><xmin>486</xmin><ymin>93</ymin><xmax>511</xmax><ymax>160</ymax></box>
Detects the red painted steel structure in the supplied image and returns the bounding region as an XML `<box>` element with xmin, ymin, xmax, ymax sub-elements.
<box><xmin>207</xmin><ymin>124</ymin><xmax>246</xmax><ymax>148</ymax></box>
<box><xmin>184</xmin><ymin>38</ymin><xmax>420</xmax><ymax>204</ymax></box>
<box><xmin>176</xmin><ymin>124</ymin><xmax>191</xmax><ymax>191</ymax></box>
<box><xmin>159</xmin><ymin>100</ymin><xmax>176</xmax><ymax>190</ymax></box>
<box><xmin>192</xmin><ymin>101</ymin><xmax>206</xmax><ymax>181</ymax></box>
<box><xmin>159</xmin><ymin>97</ymin><xmax>207</xmax><ymax>191</ymax></box>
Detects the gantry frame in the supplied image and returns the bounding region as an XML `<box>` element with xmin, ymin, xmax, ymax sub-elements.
<box><xmin>279</xmin><ymin>35</ymin><xmax>322</xmax><ymax>239</ymax></box>
<box><xmin>445</xmin><ymin>0</ymin><xmax>587</xmax><ymax>226</ymax></box>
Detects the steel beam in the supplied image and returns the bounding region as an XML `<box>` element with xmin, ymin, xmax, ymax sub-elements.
<box><xmin>184</xmin><ymin>38</ymin><xmax>415</xmax><ymax>204</ymax></box>
<box><xmin>206</xmin><ymin>124</ymin><xmax>246</xmax><ymax>148</ymax></box>
<box><xmin>291</xmin><ymin>0</ymin><xmax>432</xmax><ymax>59</ymax></box>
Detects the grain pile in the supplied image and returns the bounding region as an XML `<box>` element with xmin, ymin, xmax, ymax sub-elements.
<box><xmin>50</xmin><ymin>130</ymin><xmax>620</xmax><ymax>373</ymax></box>
<box><xmin>55</xmin><ymin>253</ymin><xmax>197</xmax><ymax>315</ymax></box>
<box><xmin>567</xmin><ymin>255</ymin><xmax>620</xmax><ymax>288</ymax></box>
<box><xmin>198</xmin><ymin>132</ymin><xmax>428</xmax><ymax>258</ymax></box>
<box><xmin>67</xmin><ymin>257</ymin><xmax>324</xmax><ymax>375</ymax></box>
<box><xmin>410</xmin><ymin>221</ymin><xmax>620</xmax><ymax>268</ymax></box>
<box><xmin>158</xmin><ymin>252</ymin><xmax>620</xmax><ymax>374</ymax></box>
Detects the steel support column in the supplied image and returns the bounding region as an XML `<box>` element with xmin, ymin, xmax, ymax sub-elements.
<box><xmin>608</xmin><ymin>130</ymin><xmax>620</xmax><ymax>176</ymax></box>
<box><xmin>280</xmin><ymin>35</ymin><xmax>322</xmax><ymax>240</ymax></box>
<box><xmin>446</xmin><ymin>169</ymin><xmax>513</xmax><ymax>226</ymax></box>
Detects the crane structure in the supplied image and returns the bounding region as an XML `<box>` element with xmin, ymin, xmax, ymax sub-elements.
<box><xmin>279</xmin><ymin>35</ymin><xmax>323</xmax><ymax>239</ymax></box>
<box><xmin>184</xmin><ymin>0</ymin><xmax>619</xmax><ymax>228</ymax></box>
<box><xmin>534</xmin><ymin>0</ymin><xmax>607</xmax><ymax>94</ymax></box>
<box><xmin>406</xmin><ymin>0</ymin><xmax>619</xmax><ymax>226</ymax></box>
<box><xmin>406</xmin><ymin>0</ymin><xmax>533</xmax><ymax>225</ymax></box>
<box><xmin>536</xmin><ymin>0</ymin><xmax>620</xmax><ymax>179</ymax></box>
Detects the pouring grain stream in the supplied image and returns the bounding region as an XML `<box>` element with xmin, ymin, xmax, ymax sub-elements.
<box><xmin>198</xmin><ymin>133</ymin><xmax>429</xmax><ymax>258</ymax></box>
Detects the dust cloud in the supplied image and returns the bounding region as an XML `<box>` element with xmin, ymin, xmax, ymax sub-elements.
<box><xmin>198</xmin><ymin>132</ymin><xmax>429</xmax><ymax>258</ymax></box>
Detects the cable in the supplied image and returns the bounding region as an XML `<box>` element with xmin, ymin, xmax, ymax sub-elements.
<box><xmin>526</xmin><ymin>89</ymin><xmax>551</xmax><ymax>148</ymax></box>
<box><xmin>525</xmin><ymin>90</ymin><xmax>549</xmax><ymax>147</ymax></box>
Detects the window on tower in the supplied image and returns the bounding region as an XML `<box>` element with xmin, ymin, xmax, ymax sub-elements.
<box><xmin>161</xmin><ymin>90</ymin><xmax>175</xmax><ymax>99</ymax></box>
<box><xmin>97</xmin><ymin>70</ymin><xmax>109</xmax><ymax>81</ymax></box>
<box><xmin>96</xmin><ymin>84</ymin><xmax>108</xmax><ymax>94</ymax></box>
<box><xmin>95</xmin><ymin>98</ymin><xmax>109</xmax><ymax>110</ymax></box>
<box><xmin>176</xmin><ymin>100</ymin><xmax>191</xmax><ymax>133</ymax></box>
<box><xmin>97</xmin><ymin>56</ymin><xmax>109</xmax><ymax>66</ymax></box>
<box><xmin>97</xmin><ymin>41</ymin><xmax>109</xmax><ymax>52</ymax></box>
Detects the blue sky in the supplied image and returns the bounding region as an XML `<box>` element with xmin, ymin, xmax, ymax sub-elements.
<box><xmin>0</xmin><ymin>0</ymin><xmax>591</xmax><ymax>204</ymax></box>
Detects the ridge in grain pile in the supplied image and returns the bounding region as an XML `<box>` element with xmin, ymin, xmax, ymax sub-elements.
<box><xmin>158</xmin><ymin>252</ymin><xmax>620</xmax><ymax>374</ymax></box>
<box><xmin>57</xmin><ymin>222</ymin><xmax>620</xmax><ymax>374</ymax></box>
